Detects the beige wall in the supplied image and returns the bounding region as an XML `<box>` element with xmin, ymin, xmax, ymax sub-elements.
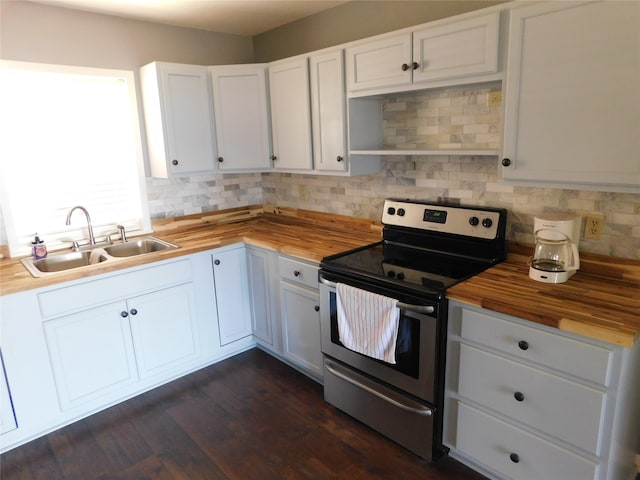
<box><xmin>0</xmin><ymin>1</ymin><xmax>254</xmax><ymax>68</ymax></box>
<box><xmin>253</xmin><ymin>0</ymin><xmax>506</xmax><ymax>62</ymax></box>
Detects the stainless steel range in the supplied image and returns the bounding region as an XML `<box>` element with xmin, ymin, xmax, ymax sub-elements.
<box><xmin>319</xmin><ymin>199</ymin><xmax>508</xmax><ymax>461</ymax></box>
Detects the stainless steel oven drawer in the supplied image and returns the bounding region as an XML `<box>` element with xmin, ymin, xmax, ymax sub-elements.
<box><xmin>323</xmin><ymin>357</ymin><xmax>438</xmax><ymax>461</ymax></box>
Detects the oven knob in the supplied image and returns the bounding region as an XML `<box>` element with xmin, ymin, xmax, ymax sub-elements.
<box><xmin>468</xmin><ymin>216</ymin><xmax>479</xmax><ymax>226</ymax></box>
<box><xmin>397</xmin><ymin>208</ymin><xmax>406</xmax><ymax>217</ymax></box>
<box><xmin>482</xmin><ymin>218</ymin><xmax>493</xmax><ymax>228</ymax></box>
<box><xmin>396</xmin><ymin>272</ymin><xmax>405</xmax><ymax>280</ymax></box>
<box><xmin>387</xmin><ymin>270</ymin><xmax>396</xmax><ymax>278</ymax></box>
<box><xmin>387</xmin><ymin>207</ymin><xmax>396</xmax><ymax>215</ymax></box>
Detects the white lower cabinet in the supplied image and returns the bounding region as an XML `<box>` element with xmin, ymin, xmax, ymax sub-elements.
<box><xmin>444</xmin><ymin>301</ymin><xmax>640</xmax><ymax>480</ymax></box>
<box><xmin>278</xmin><ymin>256</ymin><xmax>322</xmax><ymax>380</ymax></box>
<box><xmin>212</xmin><ymin>245</ymin><xmax>253</xmax><ymax>346</ymax></box>
<box><xmin>42</xmin><ymin>268</ymin><xmax>199</xmax><ymax>411</ymax></box>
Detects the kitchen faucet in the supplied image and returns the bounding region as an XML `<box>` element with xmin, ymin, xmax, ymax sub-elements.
<box><xmin>65</xmin><ymin>206</ymin><xmax>96</xmax><ymax>245</ymax></box>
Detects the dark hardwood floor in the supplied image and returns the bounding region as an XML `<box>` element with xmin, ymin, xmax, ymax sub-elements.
<box><xmin>1</xmin><ymin>348</ymin><xmax>487</xmax><ymax>479</ymax></box>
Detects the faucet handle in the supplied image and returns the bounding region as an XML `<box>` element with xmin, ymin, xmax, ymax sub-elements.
<box><xmin>62</xmin><ymin>238</ymin><xmax>80</xmax><ymax>252</ymax></box>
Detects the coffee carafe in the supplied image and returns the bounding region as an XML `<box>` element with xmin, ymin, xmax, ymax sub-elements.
<box><xmin>529</xmin><ymin>214</ymin><xmax>581</xmax><ymax>284</ymax></box>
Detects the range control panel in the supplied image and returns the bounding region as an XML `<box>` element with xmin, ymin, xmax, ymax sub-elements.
<box><xmin>381</xmin><ymin>199</ymin><xmax>505</xmax><ymax>240</ymax></box>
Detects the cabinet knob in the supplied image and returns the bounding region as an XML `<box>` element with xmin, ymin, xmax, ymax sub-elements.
<box><xmin>514</xmin><ymin>391</ymin><xmax>525</xmax><ymax>402</ymax></box>
<box><xmin>401</xmin><ymin>63</ymin><xmax>410</xmax><ymax>71</ymax></box>
<box><xmin>502</xmin><ymin>158</ymin><xmax>512</xmax><ymax>167</ymax></box>
<box><xmin>336</xmin><ymin>156</ymin><xmax>343</xmax><ymax>162</ymax></box>
<box><xmin>271</xmin><ymin>155</ymin><xmax>277</xmax><ymax>161</ymax></box>
<box><xmin>120</xmin><ymin>311</ymin><xmax>128</xmax><ymax>318</ymax></box>
<box><xmin>218</xmin><ymin>157</ymin><xmax>224</xmax><ymax>163</ymax></box>
<box><xmin>214</xmin><ymin>259</ymin><xmax>220</xmax><ymax>265</ymax></box>
<box><xmin>293</xmin><ymin>270</ymin><xmax>301</xmax><ymax>277</ymax></box>
<box><xmin>130</xmin><ymin>308</ymin><xmax>138</xmax><ymax>316</ymax></box>
<box><xmin>412</xmin><ymin>62</ymin><xmax>419</xmax><ymax>70</ymax></box>
<box><xmin>509</xmin><ymin>453</ymin><xmax>520</xmax><ymax>464</ymax></box>
<box><xmin>172</xmin><ymin>159</ymin><xmax>179</xmax><ymax>166</ymax></box>
<box><xmin>314</xmin><ymin>305</ymin><xmax>320</xmax><ymax>312</ymax></box>
<box><xmin>518</xmin><ymin>340</ymin><xmax>529</xmax><ymax>351</ymax></box>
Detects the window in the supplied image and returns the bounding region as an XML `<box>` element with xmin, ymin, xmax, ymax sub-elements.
<box><xmin>0</xmin><ymin>61</ymin><xmax>151</xmax><ymax>257</ymax></box>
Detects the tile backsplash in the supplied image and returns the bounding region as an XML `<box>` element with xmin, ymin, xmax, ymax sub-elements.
<box><xmin>262</xmin><ymin>157</ymin><xmax>640</xmax><ymax>260</ymax></box>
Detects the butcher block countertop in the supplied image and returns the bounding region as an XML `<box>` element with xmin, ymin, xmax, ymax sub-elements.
<box><xmin>0</xmin><ymin>205</ymin><xmax>382</xmax><ymax>296</ymax></box>
<box><xmin>447</xmin><ymin>243</ymin><xmax>640</xmax><ymax>348</ymax></box>
<box><xmin>1</xmin><ymin>205</ymin><xmax>638</xmax><ymax>347</ymax></box>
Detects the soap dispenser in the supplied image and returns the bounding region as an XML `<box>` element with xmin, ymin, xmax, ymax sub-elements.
<box><xmin>32</xmin><ymin>234</ymin><xmax>47</xmax><ymax>259</ymax></box>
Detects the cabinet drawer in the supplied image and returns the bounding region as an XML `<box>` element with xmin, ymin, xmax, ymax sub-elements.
<box><xmin>459</xmin><ymin>308</ymin><xmax>612</xmax><ymax>386</ymax></box>
<box><xmin>38</xmin><ymin>259</ymin><xmax>193</xmax><ymax>319</ymax></box>
<box><xmin>458</xmin><ymin>343</ymin><xmax>605</xmax><ymax>455</ymax></box>
<box><xmin>456</xmin><ymin>402</ymin><xmax>597</xmax><ymax>480</ymax></box>
<box><xmin>278</xmin><ymin>256</ymin><xmax>318</xmax><ymax>290</ymax></box>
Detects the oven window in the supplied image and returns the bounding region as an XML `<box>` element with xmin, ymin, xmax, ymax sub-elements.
<box><xmin>329</xmin><ymin>292</ymin><xmax>420</xmax><ymax>378</ymax></box>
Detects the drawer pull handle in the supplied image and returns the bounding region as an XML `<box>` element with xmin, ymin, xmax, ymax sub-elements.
<box><xmin>514</xmin><ymin>391</ymin><xmax>525</xmax><ymax>402</ymax></box>
<box><xmin>120</xmin><ymin>311</ymin><xmax>128</xmax><ymax>318</ymax></box>
<box><xmin>518</xmin><ymin>340</ymin><xmax>529</xmax><ymax>351</ymax></box>
<box><xmin>509</xmin><ymin>453</ymin><xmax>520</xmax><ymax>463</ymax></box>
<box><xmin>314</xmin><ymin>305</ymin><xmax>320</xmax><ymax>312</ymax></box>
<box><xmin>293</xmin><ymin>270</ymin><xmax>301</xmax><ymax>277</ymax></box>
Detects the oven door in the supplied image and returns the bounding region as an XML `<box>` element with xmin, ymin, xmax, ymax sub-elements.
<box><xmin>319</xmin><ymin>273</ymin><xmax>440</xmax><ymax>405</ymax></box>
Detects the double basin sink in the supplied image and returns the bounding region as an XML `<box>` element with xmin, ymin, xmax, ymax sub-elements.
<box><xmin>21</xmin><ymin>237</ymin><xmax>180</xmax><ymax>278</ymax></box>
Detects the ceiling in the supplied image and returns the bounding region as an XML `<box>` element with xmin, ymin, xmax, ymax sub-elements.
<box><xmin>28</xmin><ymin>0</ymin><xmax>349</xmax><ymax>36</ymax></box>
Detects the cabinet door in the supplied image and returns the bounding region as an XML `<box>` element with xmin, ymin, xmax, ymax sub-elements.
<box><xmin>210</xmin><ymin>65</ymin><xmax>272</xmax><ymax>171</ymax></box>
<box><xmin>140</xmin><ymin>62</ymin><xmax>217</xmax><ymax>177</ymax></box>
<box><xmin>280</xmin><ymin>281</ymin><xmax>322</xmax><ymax>378</ymax></box>
<box><xmin>412</xmin><ymin>12</ymin><xmax>499</xmax><ymax>83</ymax></box>
<box><xmin>268</xmin><ymin>58</ymin><xmax>313</xmax><ymax>171</ymax></box>
<box><xmin>345</xmin><ymin>33</ymin><xmax>412</xmax><ymax>92</ymax></box>
<box><xmin>247</xmin><ymin>247</ymin><xmax>273</xmax><ymax>345</ymax></box>
<box><xmin>310</xmin><ymin>50</ymin><xmax>348</xmax><ymax>172</ymax></box>
<box><xmin>501</xmin><ymin>1</ymin><xmax>640</xmax><ymax>191</ymax></box>
<box><xmin>43</xmin><ymin>301</ymin><xmax>138</xmax><ymax>411</ymax></box>
<box><xmin>212</xmin><ymin>248</ymin><xmax>253</xmax><ymax>345</ymax></box>
<box><xmin>128</xmin><ymin>284</ymin><xmax>199</xmax><ymax>379</ymax></box>
<box><xmin>0</xmin><ymin>352</ymin><xmax>17</xmax><ymax>434</ymax></box>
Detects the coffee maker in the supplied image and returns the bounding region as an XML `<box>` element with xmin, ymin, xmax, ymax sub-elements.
<box><xmin>529</xmin><ymin>214</ymin><xmax>581</xmax><ymax>284</ymax></box>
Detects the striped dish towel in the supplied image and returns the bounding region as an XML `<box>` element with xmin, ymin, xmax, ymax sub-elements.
<box><xmin>336</xmin><ymin>283</ymin><xmax>400</xmax><ymax>364</ymax></box>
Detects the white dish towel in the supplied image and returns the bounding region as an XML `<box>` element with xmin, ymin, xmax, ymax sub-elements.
<box><xmin>336</xmin><ymin>283</ymin><xmax>400</xmax><ymax>364</ymax></box>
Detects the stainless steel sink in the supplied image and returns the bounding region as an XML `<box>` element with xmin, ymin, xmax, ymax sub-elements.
<box><xmin>22</xmin><ymin>250</ymin><xmax>108</xmax><ymax>276</ymax></box>
<box><xmin>21</xmin><ymin>236</ymin><xmax>180</xmax><ymax>277</ymax></box>
<box><xmin>103</xmin><ymin>237</ymin><xmax>179</xmax><ymax>257</ymax></box>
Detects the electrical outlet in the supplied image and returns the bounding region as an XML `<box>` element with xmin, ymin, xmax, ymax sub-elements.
<box><xmin>487</xmin><ymin>91</ymin><xmax>502</xmax><ymax>107</ymax></box>
<box><xmin>584</xmin><ymin>214</ymin><xmax>605</xmax><ymax>240</ymax></box>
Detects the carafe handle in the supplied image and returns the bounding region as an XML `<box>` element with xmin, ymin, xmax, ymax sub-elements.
<box><xmin>566</xmin><ymin>243</ymin><xmax>580</xmax><ymax>271</ymax></box>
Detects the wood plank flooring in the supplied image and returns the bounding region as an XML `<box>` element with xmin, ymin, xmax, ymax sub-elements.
<box><xmin>1</xmin><ymin>348</ymin><xmax>487</xmax><ymax>480</ymax></box>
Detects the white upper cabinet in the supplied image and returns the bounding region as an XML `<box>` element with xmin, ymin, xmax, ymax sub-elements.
<box><xmin>346</xmin><ymin>12</ymin><xmax>500</xmax><ymax>96</ymax></box>
<box><xmin>309</xmin><ymin>50</ymin><xmax>347</xmax><ymax>173</ymax></box>
<box><xmin>346</xmin><ymin>33</ymin><xmax>413</xmax><ymax>93</ymax></box>
<box><xmin>209</xmin><ymin>64</ymin><xmax>272</xmax><ymax>172</ymax></box>
<box><xmin>268</xmin><ymin>57</ymin><xmax>314</xmax><ymax>171</ymax></box>
<box><xmin>140</xmin><ymin>62</ymin><xmax>217</xmax><ymax>178</ymax></box>
<box><xmin>412</xmin><ymin>12</ymin><xmax>499</xmax><ymax>83</ymax></box>
<box><xmin>501</xmin><ymin>1</ymin><xmax>640</xmax><ymax>192</ymax></box>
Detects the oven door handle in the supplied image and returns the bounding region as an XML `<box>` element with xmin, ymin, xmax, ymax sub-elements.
<box><xmin>319</xmin><ymin>277</ymin><xmax>435</xmax><ymax>314</ymax></box>
<box><xmin>325</xmin><ymin>360</ymin><xmax>433</xmax><ymax>417</ymax></box>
